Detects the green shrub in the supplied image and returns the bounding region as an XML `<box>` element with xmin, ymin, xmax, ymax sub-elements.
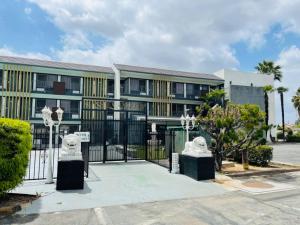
<box><xmin>248</xmin><ymin>145</ymin><xmax>273</xmax><ymax>166</ymax></box>
<box><xmin>277</xmin><ymin>132</ymin><xmax>284</xmax><ymax>139</ymax></box>
<box><xmin>0</xmin><ymin>118</ymin><xmax>32</xmax><ymax>197</ymax></box>
<box><xmin>232</xmin><ymin>145</ymin><xmax>273</xmax><ymax>167</ymax></box>
<box><xmin>286</xmin><ymin>132</ymin><xmax>300</xmax><ymax>142</ymax></box>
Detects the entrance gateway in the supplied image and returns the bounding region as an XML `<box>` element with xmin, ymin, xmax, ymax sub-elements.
<box><xmin>81</xmin><ymin>98</ymin><xmax>148</xmax><ymax>163</ymax></box>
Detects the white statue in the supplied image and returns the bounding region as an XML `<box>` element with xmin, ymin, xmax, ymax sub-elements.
<box><xmin>182</xmin><ymin>136</ymin><xmax>211</xmax><ymax>157</ymax></box>
<box><xmin>60</xmin><ymin>134</ymin><xmax>82</xmax><ymax>160</ymax></box>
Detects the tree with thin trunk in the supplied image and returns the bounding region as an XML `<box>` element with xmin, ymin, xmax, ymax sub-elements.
<box><xmin>255</xmin><ymin>60</ymin><xmax>282</xmax><ymax>81</ymax></box>
<box><xmin>263</xmin><ymin>85</ymin><xmax>274</xmax><ymax>138</ymax></box>
<box><xmin>277</xmin><ymin>87</ymin><xmax>288</xmax><ymax>140</ymax></box>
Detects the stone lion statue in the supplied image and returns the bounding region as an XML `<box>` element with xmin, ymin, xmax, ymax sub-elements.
<box><xmin>182</xmin><ymin>136</ymin><xmax>211</xmax><ymax>157</ymax></box>
<box><xmin>60</xmin><ymin>134</ymin><xmax>82</xmax><ymax>160</ymax></box>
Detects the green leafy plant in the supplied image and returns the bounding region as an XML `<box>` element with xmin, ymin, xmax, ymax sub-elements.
<box><xmin>234</xmin><ymin>145</ymin><xmax>273</xmax><ymax>166</ymax></box>
<box><xmin>286</xmin><ymin>132</ymin><xmax>300</xmax><ymax>142</ymax></box>
<box><xmin>0</xmin><ymin>118</ymin><xmax>32</xmax><ymax>198</ymax></box>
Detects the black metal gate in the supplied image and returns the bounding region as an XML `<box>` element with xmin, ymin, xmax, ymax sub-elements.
<box><xmin>81</xmin><ymin>99</ymin><xmax>148</xmax><ymax>163</ymax></box>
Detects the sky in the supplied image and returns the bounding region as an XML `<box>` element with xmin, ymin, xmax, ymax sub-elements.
<box><xmin>0</xmin><ymin>0</ymin><xmax>300</xmax><ymax>124</ymax></box>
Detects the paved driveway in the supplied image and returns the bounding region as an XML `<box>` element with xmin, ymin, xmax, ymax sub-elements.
<box><xmin>3</xmin><ymin>172</ymin><xmax>300</xmax><ymax>225</ymax></box>
<box><xmin>271</xmin><ymin>143</ymin><xmax>300</xmax><ymax>165</ymax></box>
<box><xmin>13</xmin><ymin>161</ymin><xmax>227</xmax><ymax>214</ymax></box>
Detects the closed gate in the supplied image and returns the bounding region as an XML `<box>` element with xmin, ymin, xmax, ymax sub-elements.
<box><xmin>81</xmin><ymin>99</ymin><xmax>148</xmax><ymax>163</ymax></box>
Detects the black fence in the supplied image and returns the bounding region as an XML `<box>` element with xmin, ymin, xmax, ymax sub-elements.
<box><xmin>24</xmin><ymin>128</ymin><xmax>89</xmax><ymax>180</ymax></box>
<box><xmin>81</xmin><ymin>109</ymin><xmax>147</xmax><ymax>163</ymax></box>
<box><xmin>147</xmin><ymin>130</ymin><xmax>176</xmax><ymax>171</ymax></box>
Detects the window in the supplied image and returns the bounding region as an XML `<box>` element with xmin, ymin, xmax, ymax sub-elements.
<box><xmin>186</xmin><ymin>83</ymin><xmax>194</xmax><ymax>97</ymax></box>
<box><xmin>60</xmin><ymin>100</ymin><xmax>80</xmax><ymax>119</ymax></box>
<box><xmin>186</xmin><ymin>104</ymin><xmax>197</xmax><ymax>116</ymax></box>
<box><xmin>139</xmin><ymin>79</ymin><xmax>146</xmax><ymax>93</ymax></box>
<box><xmin>61</xmin><ymin>76</ymin><xmax>80</xmax><ymax>93</ymax></box>
<box><xmin>149</xmin><ymin>80</ymin><xmax>153</xmax><ymax>96</ymax></box>
<box><xmin>36</xmin><ymin>73</ymin><xmax>58</xmax><ymax>90</ymax></box>
<box><xmin>108</xmin><ymin>79</ymin><xmax>114</xmax><ymax>94</ymax></box>
<box><xmin>36</xmin><ymin>99</ymin><xmax>56</xmax><ymax>112</ymax></box>
<box><xmin>172</xmin><ymin>104</ymin><xmax>184</xmax><ymax>117</ymax></box>
<box><xmin>200</xmin><ymin>85</ymin><xmax>209</xmax><ymax>96</ymax></box>
<box><xmin>172</xmin><ymin>82</ymin><xmax>184</xmax><ymax>97</ymax></box>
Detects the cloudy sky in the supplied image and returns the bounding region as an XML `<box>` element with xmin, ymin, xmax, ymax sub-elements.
<box><xmin>0</xmin><ymin>0</ymin><xmax>299</xmax><ymax>123</ymax></box>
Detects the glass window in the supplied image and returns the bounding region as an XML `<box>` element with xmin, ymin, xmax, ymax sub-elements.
<box><xmin>36</xmin><ymin>73</ymin><xmax>57</xmax><ymax>89</ymax></box>
<box><xmin>186</xmin><ymin>84</ymin><xmax>194</xmax><ymax>95</ymax></box>
<box><xmin>130</xmin><ymin>79</ymin><xmax>139</xmax><ymax>92</ymax></box>
<box><xmin>61</xmin><ymin>76</ymin><xmax>80</xmax><ymax>91</ymax></box>
<box><xmin>172</xmin><ymin>104</ymin><xmax>184</xmax><ymax>117</ymax></box>
<box><xmin>36</xmin><ymin>99</ymin><xmax>56</xmax><ymax>112</ymax></box>
<box><xmin>108</xmin><ymin>79</ymin><xmax>114</xmax><ymax>93</ymax></box>
<box><xmin>172</xmin><ymin>82</ymin><xmax>184</xmax><ymax>97</ymax></box>
<box><xmin>139</xmin><ymin>79</ymin><xmax>146</xmax><ymax>93</ymax></box>
<box><xmin>149</xmin><ymin>80</ymin><xmax>153</xmax><ymax>96</ymax></box>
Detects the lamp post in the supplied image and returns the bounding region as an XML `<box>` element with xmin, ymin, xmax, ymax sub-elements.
<box><xmin>42</xmin><ymin>106</ymin><xmax>64</xmax><ymax>184</ymax></box>
<box><xmin>180</xmin><ymin>112</ymin><xmax>196</xmax><ymax>142</ymax></box>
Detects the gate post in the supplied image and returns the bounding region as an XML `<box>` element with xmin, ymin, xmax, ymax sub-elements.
<box><xmin>103</xmin><ymin>110</ymin><xmax>107</xmax><ymax>163</ymax></box>
<box><xmin>124</xmin><ymin>111</ymin><xmax>128</xmax><ymax>162</ymax></box>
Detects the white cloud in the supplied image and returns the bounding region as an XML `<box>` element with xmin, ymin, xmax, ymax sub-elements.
<box><xmin>0</xmin><ymin>46</ymin><xmax>51</xmax><ymax>60</ymax></box>
<box><xmin>276</xmin><ymin>46</ymin><xmax>300</xmax><ymax>123</ymax></box>
<box><xmin>30</xmin><ymin>0</ymin><xmax>300</xmax><ymax>72</ymax></box>
<box><xmin>24</xmin><ymin>7</ymin><xmax>32</xmax><ymax>15</ymax></box>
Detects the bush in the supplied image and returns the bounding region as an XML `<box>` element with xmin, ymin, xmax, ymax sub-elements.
<box><xmin>277</xmin><ymin>132</ymin><xmax>284</xmax><ymax>139</ymax></box>
<box><xmin>248</xmin><ymin>145</ymin><xmax>273</xmax><ymax>166</ymax></box>
<box><xmin>0</xmin><ymin>118</ymin><xmax>32</xmax><ymax>197</ymax></box>
<box><xmin>286</xmin><ymin>132</ymin><xmax>300</xmax><ymax>142</ymax></box>
<box><xmin>232</xmin><ymin>145</ymin><xmax>273</xmax><ymax>167</ymax></box>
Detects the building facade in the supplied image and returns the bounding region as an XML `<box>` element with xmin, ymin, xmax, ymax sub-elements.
<box><xmin>0</xmin><ymin>56</ymin><xmax>224</xmax><ymax>131</ymax></box>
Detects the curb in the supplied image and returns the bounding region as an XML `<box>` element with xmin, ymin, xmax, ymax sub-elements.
<box><xmin>225</xmin><ymin>168</ymin><xmax>300</xmax><ymax>178</ymax></box>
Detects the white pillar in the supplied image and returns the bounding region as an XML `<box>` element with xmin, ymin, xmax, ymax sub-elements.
<box><xmin>112</xmin><ymin>65</ymin><xmax>121</xmax><ymax>120</ymax></box>
<box><xmin>46</xmin><ymin>124</ymin><xmax>54</xmax><ymax>184</ymax></box>
<box><xmin>146</xmin><ymin>80</ymin><xmax>149</xmax><ymax>95</ymax></box>
<box><xmin>31</xmin><ymin>98</ymin><xmax>36</xmax><ymax>118</ymax></box>
<box><xmin>80</xmin><ymin>78</ymin><xmax>83</xmax><ymax>94</ymax></box>
<box><xmin>3</xmin><ymin>71</ymin><xmax>7</xmax><ymax>89</ymax></box>
<box><xmin>33</xmin><ymin>73</ymin><xmax>37</xmax><ymax>91</ymax></box>
<box><xmin>58</xmin><ymin>75</ymin><xmax>61</xmax><ymax>82</ymax></box>
<box><xmin>184</xmin><ymin>83</ymin><xmax>186</xmax><ymax>98</ymax></box>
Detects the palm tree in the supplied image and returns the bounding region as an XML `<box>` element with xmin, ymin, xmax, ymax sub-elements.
<box><xmin>255</xmin><ymin>60</ymin><xmax>282</xmax><ymax>81</ymax></box>
<box><xmin>277</xmin><ymin>87</ymin><xmax>288</xmax><ymax>140</ymax></box>
<box><xmin>292</xmin><ymin>88</ymin><xmax>300</xmax><ymax>118</ymax></box>
<box><xmin>263</xmin><ymin>85</ymin><xmax>274</xmax><ymax>139</ymax></box>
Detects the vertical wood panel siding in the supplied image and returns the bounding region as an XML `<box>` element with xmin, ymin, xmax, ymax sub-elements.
<box><xmin>152</xmin><ymin>79</ymin><xmax>172</xmax><ymax>117</ymax></box>
<box><xmin>1</xmin><ymin>64</ymin><xmax>32</xmax><ymax>120</ymax></box>
<box><xmin>82</xmin><ymin>72</ymin><xmax>107</xmax><ymax>120</ymax></box>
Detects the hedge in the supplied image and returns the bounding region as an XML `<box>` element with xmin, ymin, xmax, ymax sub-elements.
<box><xmin>286</xmin><ymin>132</ymin><xmax>300</xmax><ymax>142</ymax></box>
<box><xmin>0</xmin><ymin>118</ymin><xmax>32</xmax><ymax>197</ymax></box>
<box><xmin>248</xmin><ymin>145</ymin><xmax>273</xmax><ymax>166</ymax></box>
<box><xmin>233</xmin><ymin>145</ymin><xmax>273</xmax><ymax>167</ymax></box>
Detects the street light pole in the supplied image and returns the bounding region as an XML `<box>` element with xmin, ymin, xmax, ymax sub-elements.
<box><xmin>42</xmin><ymin>106</ymin><xmax>64</xmax><ymax>184</ymax></box>
<box><xmin>180</xmin><ymin>110</ymin><xmax>196</xmax><ymax>143</ymax></box>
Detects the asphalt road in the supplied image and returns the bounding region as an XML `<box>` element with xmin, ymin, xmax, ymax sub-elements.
<box><xmin>2</xmin><ymin>172</ymin><xmax>300</xmax><ymax>225</ymax></box>
<box><xmin>271</xmin><ymin>143</ymin><xmax>300</xmax><ymax>165</ymax></box>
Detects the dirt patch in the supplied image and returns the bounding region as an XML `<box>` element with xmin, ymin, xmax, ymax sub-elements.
<box><xmin>0</xmin><ymin>193</ymin><xmax>39</xmax><ymax>217</ymax></box>
<box><xmin>242</xmin><ymin>180</ymin><xmax>274</xmax><ymax>189</ymax></box>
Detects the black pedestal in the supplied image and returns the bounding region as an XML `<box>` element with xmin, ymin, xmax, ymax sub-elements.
<box><xmin>179</xmin><ymin>155</ymin><xmax>215</xmax><ymax>181</ymax></box>
<box><xmin>56</xmin><ymin>160</ymin><xmax>84</xmax><ymax>190</ymax></box>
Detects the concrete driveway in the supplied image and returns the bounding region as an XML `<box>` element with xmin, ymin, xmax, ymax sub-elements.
<box><xmin>12</xmin><ymin>161</ymin><xmax>227</xmax><ymax>215</ymax></box>
<box><xmin>271</xmin><ymin>143</ymin><xmax>300</xmax><ymax>165</ymax></box>
<box><xmin>3</xmin><ymin>171</ymin><xmax>300</xmax><ymax>225</ymax></box>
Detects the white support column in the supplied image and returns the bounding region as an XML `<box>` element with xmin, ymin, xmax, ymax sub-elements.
<box><xmin>112</xmin><ymin>65</ymin><xmax>121</xmax><ymax>119</ymax></box>
<box><xmin>31</xmin><ymin>98</ymin><xmax>36</xmax><ymax>118</ymax></box>
<box><xmin>57</xmin><ymin>99</ymin><xmax>60</xmax><ymax>107</ymax></box>
<box><xmin>58</xmin><ymin>75</ymin><xmax>61</xmax><ymax>82</ymax></box>
<box><xmin>79</xmin><ymin>100</ymin><xmax>82</xmax><ymax>119</ymax></box>
<box><xmin>184</xmin><ymin>83</ymin><xmax>186</xmax><ymax>98</ymax></box>
<box><xmin>80</xmin><ymin>78</ymin><xmax>83</xmax><ymax>94</ymax></box>
<box><xmin>33</xmin><ymin>73</ymin><xmax>37</xmax><ymax>91</ymax></box>
<box><xmin>3</xmin><ymin>71</ymin><xmax>7</xmax><ymax>89</ymax></box>
<box><xmin>146</xmin><ymin>80</ymin><xmax>149</xmax><ymax>95</ymax></box>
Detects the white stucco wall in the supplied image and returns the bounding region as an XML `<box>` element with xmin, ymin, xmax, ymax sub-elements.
<box><xmin>214</xmin><ymin>69</ymin><xmax>276</xmax><ymax>140</ymax></box>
